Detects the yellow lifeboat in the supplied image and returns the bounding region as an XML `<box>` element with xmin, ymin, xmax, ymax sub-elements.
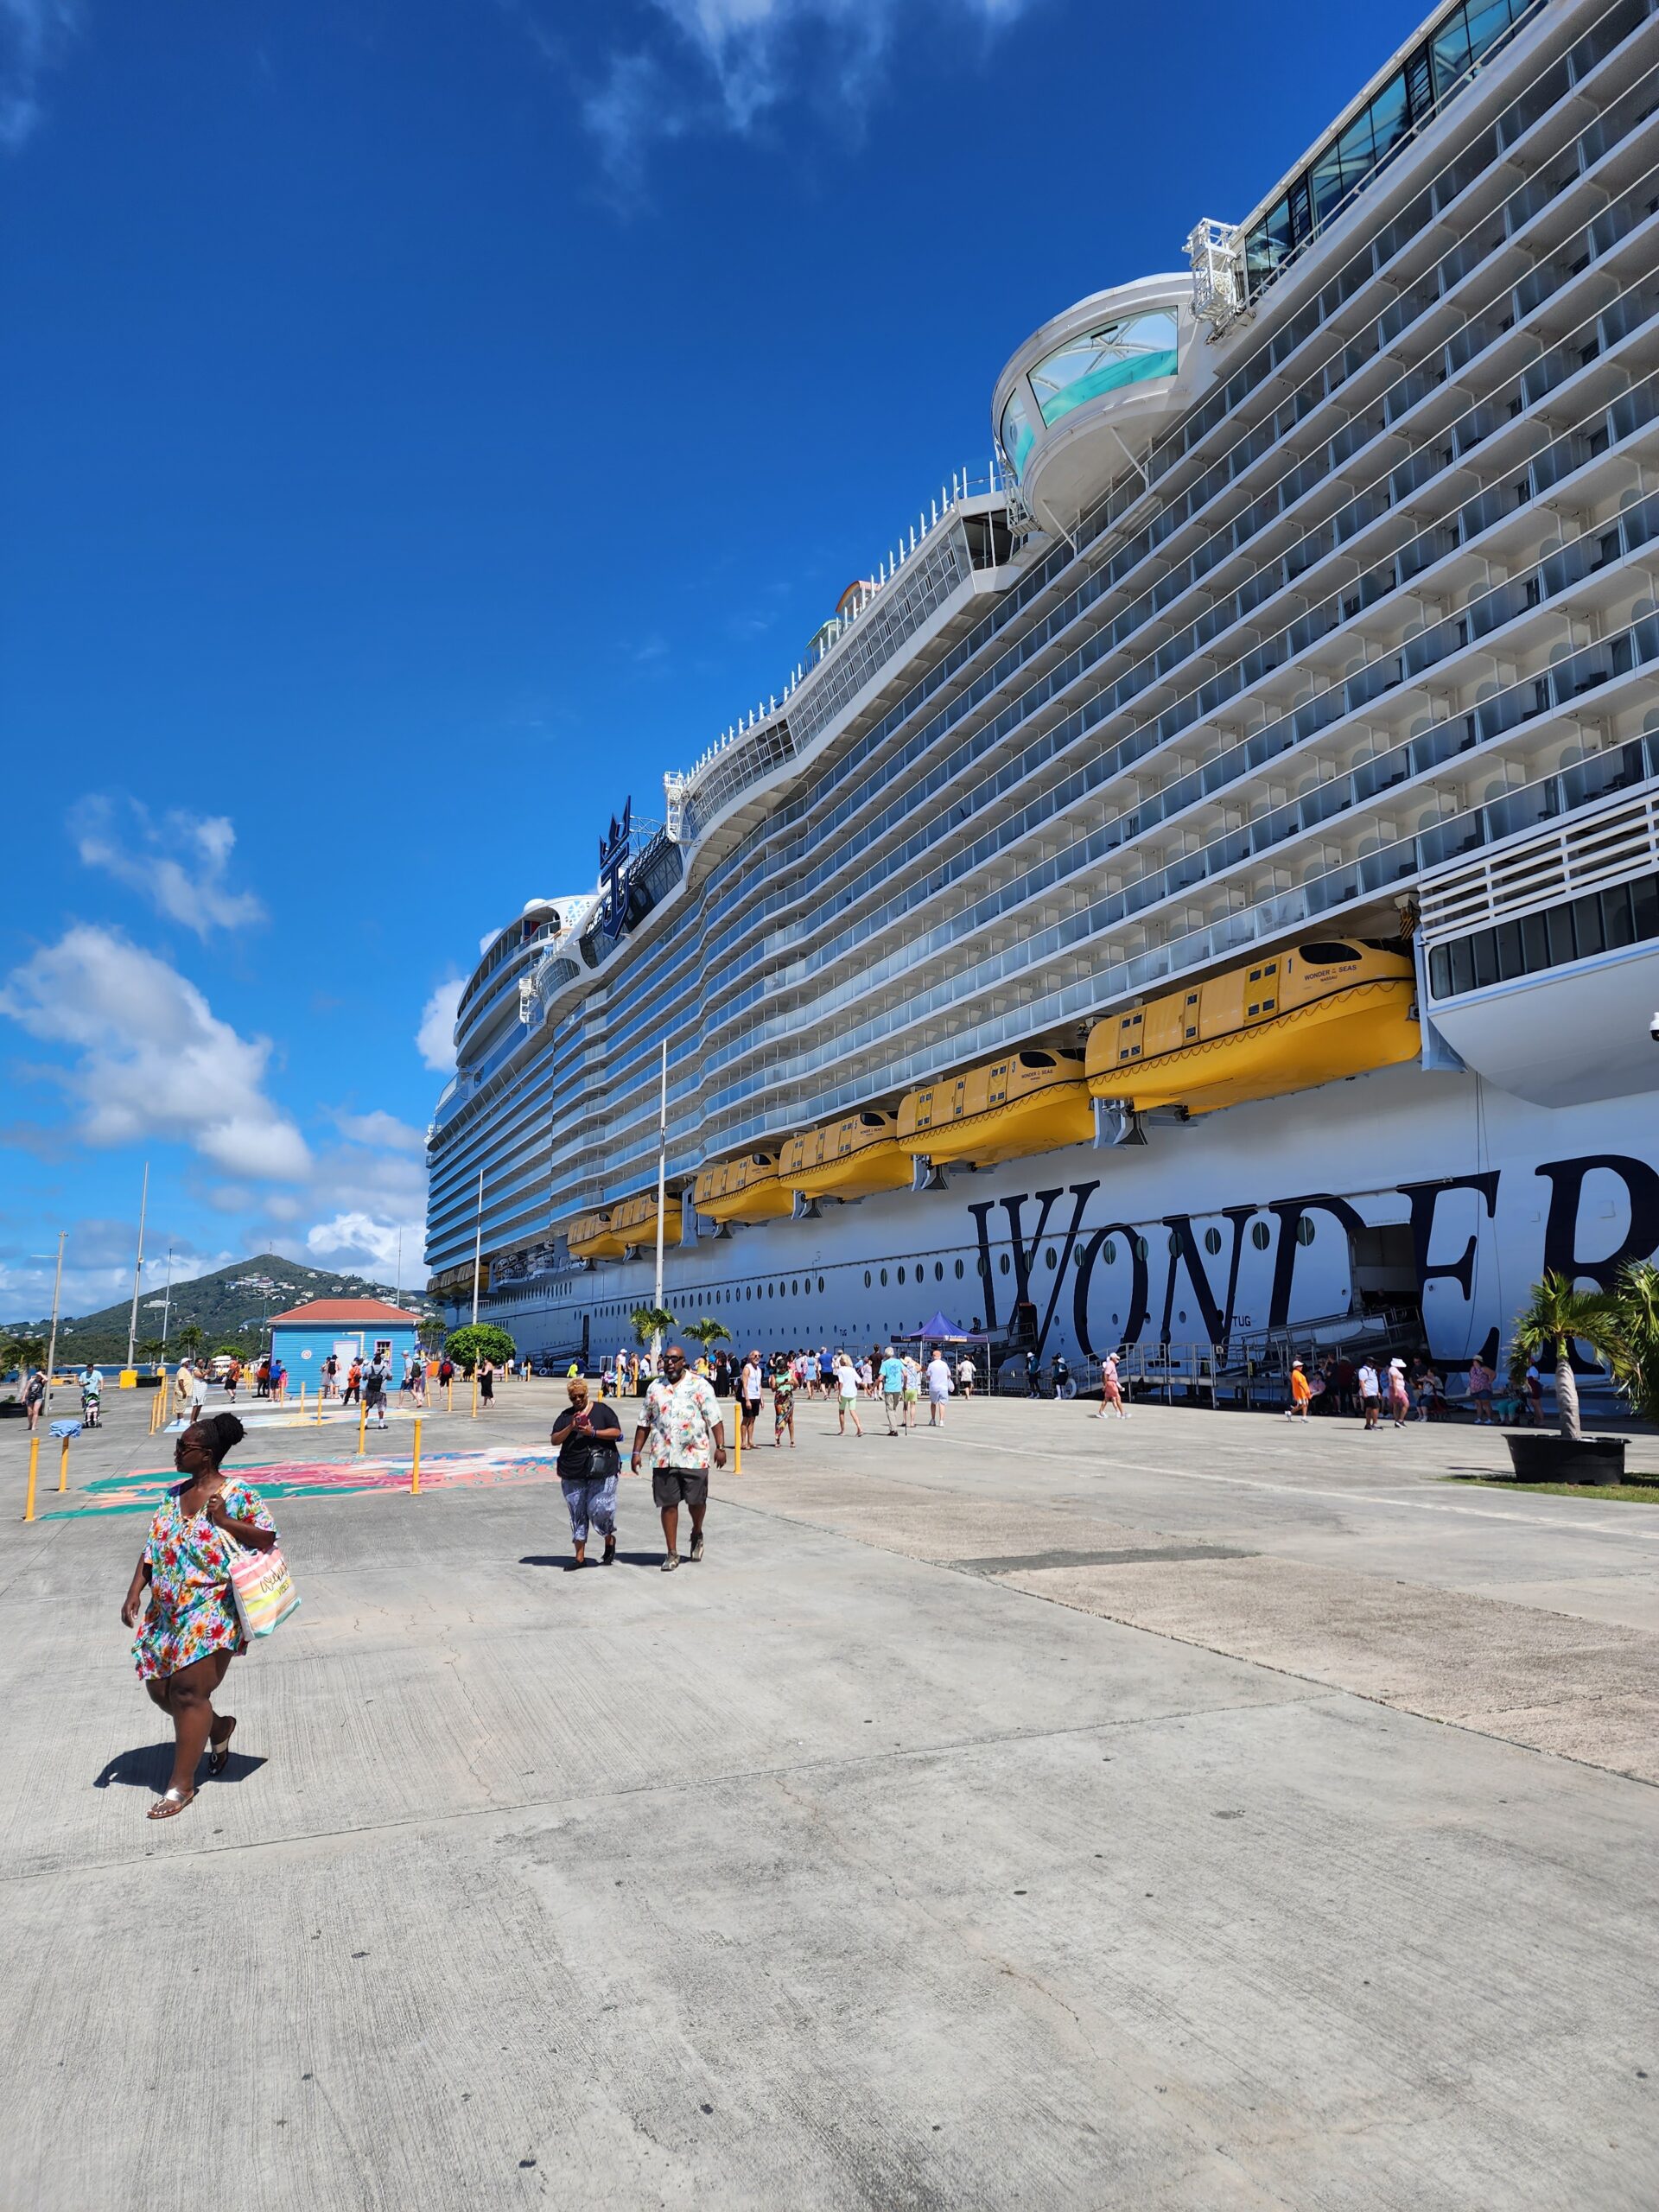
<box><xmin>609</xmin><ymin>1190</ymin><xmax>683</xmax><ymax>1250</ymax></box>
<box><xmin>897</xmin><ymin>1050</ymin><xmax>1092</xmax><ymax>1167</ymax></box>
<box><xmin>691</xmin><ymin>1151</ymin><xmax>793</xmax><ymax>1225</ymax></box>
<box><xmin>568</xmin><ymin>1211</ymin><xmax>626</xmax><ymax>1262</ymax></box>
<box><xmin>782</xmin><ymin>1110</ymin><xmax>911</xmax><ymax>1199</ymax></box>
<box><xmin>1086</xmin><ymin>938</ymin><xmax>1419</xmax><ymax>1117</ymax></box>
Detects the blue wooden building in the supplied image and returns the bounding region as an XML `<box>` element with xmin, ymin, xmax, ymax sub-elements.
<box><xmin>267</xmin><ymin>1298</ymin><xmax>423</xmax><ymax>1384</ymax></box>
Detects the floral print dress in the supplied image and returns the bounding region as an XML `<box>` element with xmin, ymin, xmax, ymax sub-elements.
<box><xmin>132</xmin><ymin>1481</ymin><xmax>277</xmax><ymax>1682</ymax></box>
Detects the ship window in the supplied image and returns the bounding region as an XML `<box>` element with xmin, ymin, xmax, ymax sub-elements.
<box><xmin>791</xmin><ymin>1280</ymin><xmax>799</xmax><ymax>1296</ymax></box>
<box><xmin>1263</xmin><ymin>962</ymin><xmax>1276</xmax><ymax>976</ymax></box>
<box><xmin>1251</xmin><ymin>1221</ymin><xmax>1271</xmax><ymax>1249</ymax></box>
<box><xmin>1262</xmin><ymin>998</ymin><xmax>1275</xmax><ymax>1013</ymax></box>
<box><xmin>1298</xmin><ymin>941</ymin><xmax>1358</xmax><ymax>965</ymax></box>
<box><xmin>1019</xmin><ymin>1051</ymin><xmax>1056</xmax><ymax>1069</ymax></box>
<box><xmin>1249</xmin><ymin>968</ymin><xmax>1262</xmax><ymax>982</ymax></box>
<box><xmin>1045</xmin><ymin>1248</ymin><xmax>1057</xmax><ymax>1269</ymax></box>
<box><xmin>1134</xmin><ymin>1236</ymin><xmax>1149</xmax><ymax>1262</ymax></box>
<box><xmin>1204</xmin><ymin>1228</ymin><xmax>1223</xmax><ymax>1255</ymax></box>
<box><xmin>955</xmin><ymin>1260</ymin><xmax>964</xmax><ymax>1279</ymax></box>
<box><xmin>1296</xmin><ymin>1217</ymin><xmax>1317</xmax><ymax>1245</ymax></box>
<box><xmin>1185</xmin><ymin>992</ymin><xmax>1198</xmax><ymax>1004</ymax></box>
<box><xmin>1248</xmin><ymin>1003</ymin><xmax>1261</xmax><ymax>1017</ymax></box>
<box><xmin>863</xmin><ymin>1271</ymin><xmax>871</xmax><ymax>1288</ymax></box>
<box><xmin>936</xmin><ymin>1262</ymin><xmax>944</xmax><ymax>1281</ymax></box>
<box><xmin>897</xmin><ymin>1267</ymin><xmax>906</xmax><ymax>1284</ymax></box>
<box><xmin>817</xmin><ymin>1276</ymin><xmax>826</xmax><ymax>1294</ymax></box>
<box><xmin>1103</xmin><ymin>1240</ymin><xmax>1117</xmax><ymax>1263</ymax></box>
<box><xmin>1168</xmin><ymin>1231</ymin><xmax>1180</xmax><ymax>1255</ymax></box>
<box><xmin>1185</xmin><ymin>1026</ymin><xmax>1198</xmax><ymax>1040</ymax></box>
<box><xmin>999</xmin><ymin>1254</ymin><xmax>1011</xmax><ymax>1274</ymax></box>
<box><xmin>880</xmin><ymin>1268</ymin><xmax>888</xmax><ymax>1287</ymax></box>
<box><xmin>1027</xmin><ymin>308</ymin><xmax>1179</xmax><ymax>429</ymax></box>
<box><xmin>860</xmin><ymin>1112</ymin><xmax>883</xmax><ymax>1128</ymax></box>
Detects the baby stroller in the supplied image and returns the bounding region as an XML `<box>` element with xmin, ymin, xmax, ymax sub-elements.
<box><xmin>79</xmin><ymin>1376</ymin><xmax>102</xmax><ymax>1427</ymax></box>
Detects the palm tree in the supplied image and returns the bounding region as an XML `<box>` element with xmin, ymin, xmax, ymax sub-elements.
<box><xmin>630</xmin><ymin>1304</ymin><xmax>677</xmax><ymax>1354</ymax></box>
<box><xmin>5</xmin><ymin>1333</ymin><xmax>48</xmax><ymax>1379</ymax></box>
<box><xmin>175</xmin><ymin>1323</ymin><xmax>207</xmax><ymax>1360</ymax></box>
<box><xmin>136</xmin><ymin>1337</ymin><xmax>167</xmax><ymax>1368</ymax></box>
<box><xmin>683</xmin><ymin>1317</ymin><xmax>732</xmax><ymax>1358</ymax></box>
<box><xmin>1592</xmin><ymin>1259</ymin><xmax>1659</xmax><ymax>1423</ymax></box>
<box><xmin>1510</xmin><ymin>1272</ymin><xmax>1618</xmax><ymax>1441</ymax></box>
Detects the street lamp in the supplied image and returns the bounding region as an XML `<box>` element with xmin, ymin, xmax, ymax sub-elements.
<box><xmin>29</xmin><ymin>1233</ymin><xmax>67</xmax><ymax>1414</ymax></box>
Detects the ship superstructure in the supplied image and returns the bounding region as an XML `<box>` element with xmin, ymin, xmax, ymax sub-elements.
<box><xmin>429</xmin><ymin>0</ymin><xmax>1659</xmax><ymax>1379</ymax></box>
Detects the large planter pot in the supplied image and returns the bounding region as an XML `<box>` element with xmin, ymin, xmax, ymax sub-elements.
<box><xmin>1505</xmin><ymin>1433</ymin><xmax>1626</xmax><ymax>1484</ymax></box>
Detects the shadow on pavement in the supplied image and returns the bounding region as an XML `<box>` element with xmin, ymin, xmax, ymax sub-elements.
<box><xmin>94</xmin><ymin>1745</ymin><xmax>269</xmax><ymax>1789</ymax></box>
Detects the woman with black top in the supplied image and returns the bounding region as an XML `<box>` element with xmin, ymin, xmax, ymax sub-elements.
<box><xmin>550</xmin><ymin>1377</ymin><xmax>623</xmax><ymax>1566</ymax></box>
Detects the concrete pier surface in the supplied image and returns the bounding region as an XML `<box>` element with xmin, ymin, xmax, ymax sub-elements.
<box><xmin>3</xmin><ymin>1382</ymin><xmax>1656</xmax><ymax>2209</ymax></box>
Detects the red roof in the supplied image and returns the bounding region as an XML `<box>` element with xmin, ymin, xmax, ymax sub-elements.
<box><xmin>268</xmin><ymin>1299</ymin><xmax>423</xmax><ymax>1326</ymax></box>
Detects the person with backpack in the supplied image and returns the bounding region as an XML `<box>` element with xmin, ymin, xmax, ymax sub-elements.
<box><xmin>363</xmin><ymin>1352</ymin><xmax>391</xmax><ymax>1429</ymax></box>
<box><xmin>437</xmin><ymin>1353</ymin><xmax>454</xmax><ymax>1398</ymax></box>
<box><xmin>342</xmin><ymin>1358</ymin><xmax>361</xmax><ymax>1407</ymax></box>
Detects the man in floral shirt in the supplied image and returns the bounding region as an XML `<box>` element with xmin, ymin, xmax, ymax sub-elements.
<box><xmin>631</xmin><ymin>1343</ymin><xmax>726</xmax><ymax>1572</ymax></box>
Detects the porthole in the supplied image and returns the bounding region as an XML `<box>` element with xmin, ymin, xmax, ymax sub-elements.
<box><xmin>935</xmin><ymin>1262</ymin><xmax>944</xmax><ymax>1281</ymax></box>
<box><xmin>954</xmin><ymin>1259</ymin><xmax>964</xmax><ymax>1279</ymax></box>
<box><xmin>1296</xmin><ymin>1217</ymin><xmax>1316</xmax><ymax>1246</ymax></box>
<box><xmin>1251</xmin><ymin>1221</ymin><xmax>1271</xmax><ymax>1250</ymax></box>
<box><xmin>897</xmin><ymin>1266</ymin><xmax>906</xmax><ymax>1285</ymax></box>
<box><xmin>978</xmin><ymin>1256</ymin><xmax>990</xmax><ymax>1278</ymax></box>
<box><xmin>863</xmin><ymin>1270</ymin><xmax>871</xmax><ymax>1288</ymax></box>
<box><xmin>1134</xmin><ymin>1236</ymin><xmax>1148</xmax><ymax>1262</ymax></box>
<box><xmin>817</xmin><ymin>1275</ymin><xmax>825</xmax><ymax>1294</ymax></box>
<box><xmin>880</xmin><ymin>1268</ymin><xmax>888</xmax><ymax>1286</ymax></box>
<box><xmin>1103</xmin><ymin>1239</ymin><xmax>1117</xmax><ymax>1265</ymax></box>
<box><xmin>1204</xmin><ymin>1227</ymin><xmax>1222</xmax><ymax>1255</ymax></box>
<box><xmin>999</xmin><ymin>1254</ymin><xmax>1011</xmax><ymax>1274</ymax></box>
<box><xmin>1045</xmin><ymin>1248</ymin><xmax>1057</xmax><ymax>1269</ymax></box>
<box><xmin>1168</xmin><ymin>1231</ymin><xmax>1180</xmax><ymax>1256</ymax></box>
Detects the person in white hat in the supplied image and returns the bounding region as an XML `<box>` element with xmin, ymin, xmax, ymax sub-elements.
<box><xmin>1387</xmin><ymin>1357</ymin><xmax>1412</xmax><ymax>1428</ymax></box>
<box><xmin>1286</xmin><ymin>1358</ymin><xmax>1312</xmax><ymax>1421</ymax></box>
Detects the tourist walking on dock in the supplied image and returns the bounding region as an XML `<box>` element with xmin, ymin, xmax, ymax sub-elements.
<box><xmin>772</xmin><ymin>1357</ymin><xmax>796</xmax><ymax>1448</ymax></box>
<box><xmin>879</xmin><ymin>1346</ymin><xmax>906</xmax><ymax>1435</ymax></box>
<box><xmin>552</xmin><ymin>1377</ymin><xmax>622</xmax><ymax>1566</ymax></box>
<box><xmin>1466</xmin><ymin>1351</ymin><xmax>1496</xmax><ymax>1425</ymax></box>
<box><xmin>956</xmin><ymin>1352</ymin><xmax>976</xmax><ymax>1400</ymax></box>
<box><xmin>364</xmin><ymin>1353</ymin><xmax>390</xmax><ymax>1429</ymax></box>
<box><xmin>121</xmin><ymin>1413</ymin><xmax>277</xmax><ymax>1821</ymax></box>
<box><xmin>925</xmin><ymin>1351</ymin><xmax>953</xmax><ymax>1427</ymax></box>
<box><xmin>479</xmin><ymin>1356</ymin><xmax>496</xmax><ymax>1412</ymax></box>
<box><xmin>739</xmin><ymin>1350</ymin><xmax>762</xmax><ymax>1452</ymax></box>
<box><xmin>1387</xmin><ymin>1358</ymin><xmax>1411</xmax><ymax>1428</ymax></box>
<box><xmin>631</xmin><ymin>1344</ymin><xmax>725</xmax><ymax>1571</ymax></box>
<box><xmin>22</xmin><ymin>1363</ymin><xmax>46</xmax><ymax>1432</ymax></box>
<box><xmin>902</xmin><ymin>1351</ymin><xmax>921</xmax><ymax>1429</ymax></box>
<box><xmin>833</xmin><ymin>1351</ymin><xmax>863</xmax><ymax>1437</ymax></box>
<box><xmin>1357</xmin><ymin>1360</ymin><xmax>1381</xmax><ymax>1431</ymax></box>
<box><xmin>1285</xmin><ymin>1359</ymin><xmax>1312</xmax><ymax>1421</ymax></box>
<box><xmin>1096</xmin><ymin>1351</ymin><xmax>1128</xmax><ymax>1418</ymax></box>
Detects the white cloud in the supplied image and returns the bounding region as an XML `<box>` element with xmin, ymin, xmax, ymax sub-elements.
<box><xmin>0</xmin><ymin>0</ymin><xmax>81</xmax><ymax>151</ymax></box>
<box><xmin>577</xmin><ymin>0</ymin><xmax>1032</xmax><ymax>180</ymax></box>
<box><xmin>416</xmin><ymin>975</ymin><xmax>465</xmax><ymax>1072</ymax></box>
<box><xmin>304</xmin><ymin>1211</ymin><xmax>424</xmax><ymax>1294</ymax></box>
<box><xmin>73</xmin><ymin>797</ymin><xmax>265</xmax><ymax>936</ymax></box>
<box><xmin>332</xmin><ymin>1109</ymin><xmax>426</xmax><ymax>1154</ymax></box>
<box><xmin>0</xmin><ymin>926</ymin><xmax>311</xmax><ymax>1180</ymax></box>
<box><xmin>0</xmin><ymin>1225</ymin><xmax>237</xmax><ymax>1326</ymax></box>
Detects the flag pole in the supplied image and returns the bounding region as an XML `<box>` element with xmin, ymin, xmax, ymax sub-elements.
<box><xmin>125</xmin><ymin>1161</ymin><xmax>149</xmax><ymax>1370</ymax></box>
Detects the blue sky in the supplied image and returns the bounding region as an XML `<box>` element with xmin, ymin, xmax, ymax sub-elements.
<box><xmin>0</xmin><ymin>0</ymin><xmax>1427</xmax><ymax>1319</ymax></box>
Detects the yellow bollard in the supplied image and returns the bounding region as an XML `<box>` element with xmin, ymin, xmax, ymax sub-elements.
<box><xmin>24</xmin><ymin>1436</ymin><xmax>39</xmax><ymax>1522</ymax></box>
<box><xmin>446</xmin><ymin>1380</ymin><xmax>453</xmax><ymax>1414</ymax></box>
<box><xmin>410</xmin><ymin>1416</ymin><xmax>422</xmax><ymax>1496</ymax></box>
<box><xmin>734</xmin><ymin>1420</ymin><xmax>741</xmax><ymax>1479</ymax></box>
<box><xmin>299</xmin><ymin>1382</ymin><xmax>306</xmax><ymax>1414</ymax></box>
<box><xmin>58</xmin><ymin>1435</ymin><xmax>70</xmax><ymax>1492</ymax></box>
<box><xmin>315</xmin><ymin>1388</ymin><xmax>324</xmax><ymax>1426</ymax></box>
<box><xmin>471</xmin><ymin>1371</ymin><xmax>479</xmax><ymax>1421</ymax></box>
<box><xmin>358</xmin><ymin>1396</ymin><xmax>368</xmax><ymax>1457</ymax></box>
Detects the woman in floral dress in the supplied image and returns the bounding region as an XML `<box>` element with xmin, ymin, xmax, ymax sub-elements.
<box><xmin>120</xmin><ymin>1413</ymin><xmax>277</xmax><ymax>1821</ymax></box>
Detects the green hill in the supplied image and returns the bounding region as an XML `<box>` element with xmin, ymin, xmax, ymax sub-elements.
<box><xmin>3</xmin><ymin>1251</ymin><xmax>433</xmax><ymax>1364</ymax></box>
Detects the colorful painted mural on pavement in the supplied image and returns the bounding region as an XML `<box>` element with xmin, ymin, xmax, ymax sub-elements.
<box><xmin>43</xmin><ymin>1447</ymin><xmax>563</xmax><ymax>1520</ymax></box>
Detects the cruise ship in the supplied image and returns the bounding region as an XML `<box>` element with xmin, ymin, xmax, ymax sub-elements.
<box><xmin>426</xmin><ymin>0</ymin><xmax>1659</xmax><ymax>1385</ymax></box>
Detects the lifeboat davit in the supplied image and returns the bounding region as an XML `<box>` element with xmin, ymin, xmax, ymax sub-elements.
<box><xmin>782</xmin><ymin>1110</ymin><xmax>911</xmax><ymax>1198</ymax></box>
<box><xmin>608</xmin><ymin>1191</ymin><xmax>683</xmax><ymax>1250</ymax></box>
<box><xmin>691</xmin><ymin>1151</ymin><xmax>793</xmax><ymax>1225</ymax></box>
<box><xmin>568</xmin><ymin>1211</ymin><xmax>626</xmax><ymax>1262</ymax></box>
<box><xmin>1086</xmin><ymin>938</ymin><xmax>1419</xmax><ymax>1117</ymax></box>
<box><xmin>897</xmin><ymin>1049</ymin><xmax>1092</xmax><ymax>1167</ymax></box>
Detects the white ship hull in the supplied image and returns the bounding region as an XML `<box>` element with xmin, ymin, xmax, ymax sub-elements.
<box><xmin>491</xmin><ymin>1065</ymin><xmax>1659</xmax><ymax>1373</ymax></box>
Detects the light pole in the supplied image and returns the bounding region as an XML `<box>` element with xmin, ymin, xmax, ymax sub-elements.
<box><xmin>471</xmin><ymin>1166</ymin><xmax>484</xmax><ymax>1329</ymax></box>
<box><xmin>159</xmin><ymin>1243</ymin><xmax>175</xmax><ymax>1352</ymax></box>
<box><xmin>125</xmin><ymin>1160</ymin><xmax>149</xmax><ymax>1371</ymax></box>
<box><xmin>32</xmin><ymin>1232</ymin><xmax>67</xmax><ymax>1415</ymax></box>
<box><xmin>652</xmin><ymin>1039</ymin><xmax>668</xmax><ymax>1356</ymax></box>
